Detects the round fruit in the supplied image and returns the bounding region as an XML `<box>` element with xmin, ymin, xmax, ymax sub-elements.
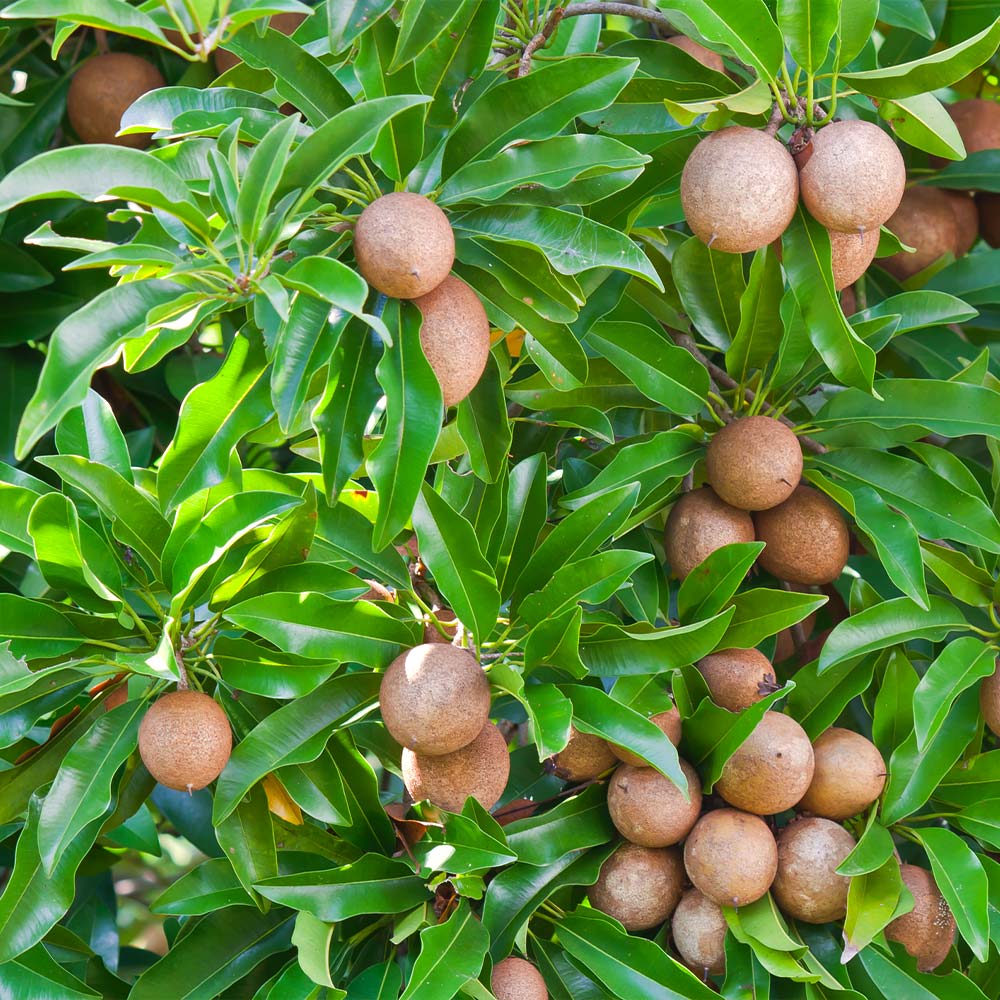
<box><xmin>697</xmin><ymin>647</ymin><xmax>777</xmax><ymax>713</ymax></box>
<box><xmin>981</xmin><ymin>662</ymin><xmax>1000</xmax><ymax>736</ymax></box>
<box><xmin>771</xmin><ymin>817</ymin><xmax>855</xmax><ymax>923</ymax></box>
<box><xmin>882</xmin><ymin>187</ymin><xmax>960</xmax><ymax>281</ymax></box>
<box><xmin>491</xmin><ymin>956</ymin><xmax>548</xmax><ymax>1000</ymax></box>
<box><xmin>611</xmin><ymin>708</ymin><xmax>682</xmax><ymax>767</ymax></box>
<box><xmin>798</xmin><ymin>120</ymin><xmax>906</xmax><ymax>234</ymax></box>
<box><xmin>797</xmin><ymin>727</ymin><xmax>886</xmax><ymax>820</ymax></box>
<box><xmin>138</xmin><ymin>690</ymin><xmax>232</xmax><ymax>792</ymax></box>
<box><xmin>66</xmin><ymin>53</ymin><xmax>165</xmax><ymax>148</ymax></box>
<box><xmin>715</xmin><ymin>712</ymin><xmax>814</xmax><ymax>815</ymax></box>
<box><xmin>944</xmin><ymin>99</ymin><xmax>1000</xmax><ymax>160</ymax></box>
<box><xmin>401</xmin><ymin>722</ymin><xmax>509</xmax><ymax>812</ymax></box>
<box><xmin>550</xmin><ymin>726</ymin><xmax>617</xmax><ymax>781</ymax></box>
<box><xmin>977</xmin><ymin>192</ymin><xmax>1000</xmax><ymax>248</ymax></box>
<box><xmin>589</xmin><ymin>842</ymin><xmax>685</xmax><ymax>931</ymax></box>
<box><xmin>830</xmin><ymin>227</ymin><xmax>880</xmax><ymax>290</ymax></box>
<box><xmin>754</xmin><ymin>485</ymin><xmax>850</xmax><ymax>586</ymax></box>
<box><xmin>680</xmin><ymin>126</ymin><xmax>799</xmax><ymax>253</ymax></box>
<box><xmin>380</xmin><ymin>644</ymin><xmax>490</xmax><ymax>756</ymax></box>
<box><xmin>672</xmin><ymin>889</ymin><xmax>728</xmax><ymax>976</ymax></box>
<box><xmin>607</xmin><ymin>759</ymin><xmax>702</xmax><ymax>847</ymax></box>
<box><xmin>684</xmin><ymin>808</ymin><xmax>778</xmax><ymax>907</ymax></box>
<box><xmin>706</xmin><ymin>416</ymin><xmax>802</xmax><ymax>511</ymax></box>
<box><xmin>665</xmin><ymin>35</ymin><xmax>724</xmax><ymax>73</ymax></box>
<box><xmin>664</xmin><ymin>488</ymin><xmax>755</xmax><ymax>580</ymax></box>
<box><xmin>944</xmin><ymin>190</ymin><xmax>979</xmax><ymax>256</ymax></box>
<box><xmin>886</xmin><ymin>864</ymin><xmax>957</xmax><ymax>972</ymax></box>
<box><xmin>104</xmin><ymin>683</ymin><xmax>128</xmax><ymax>712</ymax></box>
<box><xmin>413</xmin><ymin>275</ymin><xmax>491</xmax><ymax>407</ymax></box>
<box><xmin>354</xmin><ymin>192</ymin><xmax>455</xmax><ymax>300</ymax></box>
<box><xmin>215</xmin><ymin>12</ymin><xmax>307</xmax><ymax>73</ymax></box>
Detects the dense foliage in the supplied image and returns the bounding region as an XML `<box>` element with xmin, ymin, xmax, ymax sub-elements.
<box><xmin>3</xmin><ymin>0</ymin><xmax>1000</xmax><ymax>997</ymax></box>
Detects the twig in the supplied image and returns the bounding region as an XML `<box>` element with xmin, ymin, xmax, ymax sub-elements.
<box><xmin>764</xmin><ymin>99</ymin><xmax>785</xmax><ymax>137</ymax></box>
<box><xmin>781</xmin><ymin>581</ymin><xmax>809</xmax><ymax>653</ymax></box>
<box><xmin>518</xmin><ymin>6</ymin><xmax>565</xmax><ymax>76</ymax></box>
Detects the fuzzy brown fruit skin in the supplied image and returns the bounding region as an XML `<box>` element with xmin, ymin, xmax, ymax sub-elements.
<box><xmin>944</xmin><ymin>190</ymin><xmax>979</xmax><ymax>256</ymax></box>
<box><xmin>354</xmin><ymin>192</ymin><xmax>455</xmax><ymax>300</ymax></box>
<box><xmin>491</xmin><ymin>957</ymin><xmax>548</xmax><ymax>1000</ymax></box>
<box><xmin>401</xmin><ymin>722</ymin><xmax>509</xmax><ymax>812</ymax></box>
<box><xmin>550</xmin><ymin>726</ymin><xmax>617</xmax><ymax>781</ymax></box>
<box><xmin>977</xmin><ymin>192</ymin><xmax>1000</xmax><ymax>248</ymax></box>
<box><xmin>413</xmin><ymin>275</ymin><xmax>491</xmax><ymax>407</ymax></box>
<box><xmin>138</xmin><ymin>690</ymin><xmax>232</xmax><ymax>792</ymax></box>
<box><xmin>611</xmin><ymin>708</ymin><xmax>682</xmax><ymax>767</ymax></box>
<box><xmin>684</xmin><ymin>808</ymin><xmax>778</xmax><ymax>907</ymax></box>
<box><xmin>981</xmin><ymin>662</ymin><xmax>1000</xmax><ymax>736</ymax></box>
<box><xmin>886</xmin><ymin>864</ymin><xmax>957</xmax><ymax>972</ymax></box>
<box><xmin>681</xmin><ymin>126</ymin><xmax>799</xmax><ymax>253</ymax></box>
<box><xmin>716</xmin><ymin>712</ymin><xmax>815</xmax><ymax>815</ymax></box>
<box><xmin>754</xmin><ymin>485</ymin><xmax>850</xmax><ymax>586</ymax></box>
<box><xmin>706</xmin><ymin>416</ymin><xmax>802</xmax><ymax>511</ymax></box>
<box><xmin>607</xmin><ymin>759</ymin><xmax>702</xmax><ymax>847</ymax></box>
<box><xmin>933</xmin><ymin>99</ymin><xmax>1000</xmax><ymax>172</ymax></box>
<box><xmin>830</xmin><ymin>227</ymin><xmax>880</xmax><ymax>290</ymax></box>
<box><xmin>697</xmin><ymin>647</ymin><xmax>777</xmax><ymax>712</ymax></box>
<box><xmin>215</xmin><ymin>12</ymin><xmax>307</xmax><ymax>74</ymax></box>
<box><xmin>798</xmin><ymin>120</ymin><xmax>906</xmax><ymax>234</ymax></box>
<box><xmin>672</xmin><ymin>889</ymin><xmax>728</xmax><ymax>976</ymax></box>
<box><xmin>772</xmin><ymin>817</ymin><xmax>855</xmax><ymax>923</ymax></box>
<box><xmin>380</xmin><ymin>644</ymin><xmax>489</xmax><ymax>756</ymax></box>
<box><xmin>797</xmin><ymin>727</ymin><xmax>886</xmax><ymax>820</ymax></box>
<box><xmin>589</xmin><ymin>842</ymin><xmax>685</xmax><ymax>931</ymax></box>
<box><xmin>882</xmin><ymin>186</ymin><xmax>960</xmax><ymax>281</ymax></box>
<box><xmin>67</xmin><ymin>53</ymin><xmax>165</xmax><ymax>148</ymax></box>
<box><xmin>664</xmin><ymin>488</ymin><xmax>755</xmax><ymax>580</ymax></box>
<box><xmin>665</xmin><ymin>36</ymin><xmax>724</xmax><ymax>73</ymax></box>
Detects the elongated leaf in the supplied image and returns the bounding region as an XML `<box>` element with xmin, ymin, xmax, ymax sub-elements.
<box><xmin>399</xmin><ymin>899</ymin><xmax>489</xmax><ymax>999</ymax></box>
<box><xmin>216</xmin><ymin>782</ymin><xmax>278</xmax><ymax>908</ymax></box>
<box><xmin>677</xmin><ymin>542</ymin><xmax>765</xmax><ymax>624</ymax></box>
<box><xmin>726</xmin><ymin>245</ymin><xmax>783</xmax><ymax>381</ymax></box>
<box><xmin>778</xmin><ymin>0</ymin><xmax>838</xmax><ymax>73</ymax></box>
<box><xmin>842</xmin><ymin>858</ymin><xmax>908</xmax><ymax>962</ymax></box>
<box><xmin>56</xmin><ymin>388</ymin><xmax>132</xmax><ymax>479</ymax></box>
<box><xmin>0</xmin><ymin>595</ymin><xmax>84</xmax><ymax>659</ymax></box>
<box><xmin>723</xmin><ymin>588</ymin><xmax>827</xmax><ymax>649</ymax></box>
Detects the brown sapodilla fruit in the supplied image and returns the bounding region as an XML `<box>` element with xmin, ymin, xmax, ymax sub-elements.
<box><xmin>138</xmin><ymin>690</ymin><xmax>232</xmax><ymax>792</ymax></box>
<box><xmin>754</xmin><ymin>485</ymin><xmax>850</xmax><ymax>586</ymax></box>
<box><xmin>401</xmin><ymin>721</ymin><xmax>509</xmax><ymax>812</ymax></box>
<box><xmin>665</xmin><ymin>35</ymin><xmax>725</xmax><ymax>73</ymax></box>
<box><xmin>797</xmin><ymin>727</ymin><xmax>886</xmax><ymax>820</ymax></box>
<box><xmin>413</xmin><ymin>275</ymin><xmax>491</xmax><ymax>407</ymax></box>
<box><xmin>664</xmin><ymin>488</ymin><xmax>755</xmax><ymax>580</ymax></box>
<box><xmin>680</xmin><ymin>126</ymin><xmax>799</xmax><ymax>253</ymax></box>
<box><xmin>354</xmin><ymin>191</ymin><xmax>455</xmax><ymax>299</ymax></box>
<box><xmin>491</xmin><ymin>956</ymin><xmax>548</xmax><ymax>1000</ymax></box>
<box><xmin>798</xmin><ymin>120</ymin><xmax>906</xmax><ymax>234</ymax></box>
<box><xmin>944</xmin><ymin>190</ymin><xmax>979</xmax><ymax>256</ymax></box>
<box><xmin>882</xmin><ymin>186</ymin><xmax>960</xmax><ymax>281</ymax></box>
<box><xmin>607</xmin><ymin>759</ymin><xmax>702</xmax><ymax>847</ymax></box>
<box><xmin>978</xmin><ymin>192</ymin><xmax>1000</xmax><ymax>248</ymax></box>
<box><xmin>672</xmin><ymin>889</ymin><xmax>728</xmax><ymax>976</ymax></box>
<box><xmin>66</xmin><ymin>53</ymin><xmax>165</xmax><ymax>148</ymax></box>
<box><xmin>588</xmin><ymin>842</ymin><xmax>685</xmax><ymax>931</ymax></box>
<box><xmin>215</xmin><ymin>12</ymin><xmax>307</xmax><ymax>74</ymax></box>
<box><xmin>771</xmin><ymin>816</ymin><xmax>856</xmax><ymax>923</ymax></box>
<box><xmin>706</xmin><ymin>416</ymin><xmax>802</xmax><ymax>511</ymax></box>
<box><xmin>830</xmin><ymin>227</ymin><xmax>880</xmax><ymax>290</ymax></box>
<box><xmin>550</xmin><ymin>726</ymin><xmax>617</xmax><ymax>781</ymax></box>
<box><xmin>886</xmin><ymin>864</ymin><xmax>957</xmax><ymax>972</ymax></box>
<box><xmin>684</xmin><ymin>808</ymin><xmax>778</xmax><ymax>907</ymax></box>
<box><xmin>379</xmin><ymin>644</ymin><xmax>489</xmax><ymax>756</ymax></box>
<box><xmin>715</xmin><ymin>712</ymin><xmax>814</xmax><ymax>815</ymax></box>
<box><xmin>938</xmin><ymin>99</ymin><xmax>1000</xmax><ymax>167</ymax></box>
<box><xmin>697</xmin><ymin>647</ymin><xmax>777</xmax><ymax>712</ymax></box>
<box><xmin>611</xmin><ymin>708</ymin><xmax>682</xmax><ymax>766</ymax></box>
<box><xmin>981</xmin><ymin>662</ymin><xmax>1000</xmax><ymax>737</ymax></box>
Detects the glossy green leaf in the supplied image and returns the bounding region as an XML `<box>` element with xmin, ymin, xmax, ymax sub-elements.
<box><xmin>502</xmin><ymin>785</ymin><xmax>614</xmax><ymax>867</ymax></box>
<box><xmin>399</xmin><ymin>899</ymin><xmax>489</xmax><ymax>1000</ymax></box>
<box><xmin>841</xmin><ymin>858</ymin><xmax>908</xmax><ymax>963</ymax></box>
<box><xmin>55</xmin><ymin>388</ymin><xmax>132</xmax><ymax>480</ymax></box>
<box><xmin>723</xmin><ymin>588</ymin><xmax>827</xmax><ymax>649</ymax></box>
<box><xmin>778</xmin><ymin>0</ymin><xmax>839</xmax><ymax>73</ymax></box>
<box><xmin>216</xmin><ymin>782</ymin><xmax>278</xmax><ymax>908</ymax></box>
<box><xmin>678</xmin><ymin>542</ymin><xmax>765</xmax><ymax>624</ymax></box>
<box><xmin>672</xmin><ymin>236</ymin><xmax>746</xmax><ymax>350</ymax></box>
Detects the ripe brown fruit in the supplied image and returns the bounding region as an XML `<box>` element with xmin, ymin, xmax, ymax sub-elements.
<box><xmin>401</xmin><ymin>721</ymin><xmax>510</xmax><ymax>812</ymax></box>
<box><xmin>491</xmin><ymin>956</ymin><xmax>548</xmax><ymax>1000</ymax></box>
<box><xmin>354</xmin><ymin>192</ymin><xmax>455</xmax><ymax>300</ymax></box>
<box><xmin>706</xmin><ymin>416</ymin><xmax>802</xmax><ymax>511</ymax></box>
<box><xmin>672</xmin><ymin>889</ymin><xmax>728</xmax><ymax>976</ymax></box>
<box><xmin>715</xmin><ymin>712</ymin><xmax>814</xmax><ymax>815</ymax></box>
<box><xmin>215</xmin><ymin>12</ymin><xmax>307</xmax><ymax>74</ymax></box>
<box><xmin>607</xmin><ymin>759</ymin><xmax>702</xmax><ymax>847</ymax></box>
<box><xmin>589</xmin><ymin>842</ymin><xmax>685</xmax><ymax>931</ymax></box>
<box><xmin>684</xmin><ymin>808</ymin><xmax>778</xmax><ymax>907</ymax></box>
<box><xmin>797</xmin><ymin>727</ymin><xmax>886</xmax><ymax>820</ymax></box>
<box><xmin>981</xmin><ymin>662</ymin><xmax>1000</xmax><ymax>736</ymax></box>
<box><xmin>977</xmin><ymin>192</ymin><xmax>1000</xmax><ymax>248</ymax></box>
<box><xmin>944</xmin><ymin>190</ymin><xmax>979</xmax><ymax>256</ymax></box>
<box><xmin>681</xmin><ymin>126</ymin><xmax>799</xmax><ymax>253</ymax></box>
<box><xmin>754</xmin><ymin>485</ymin><xmax>850</xmax><ymax>586</ymax></box>
<box><xmin>66</xmin><ymin>53</ymin><xmax>165</xmax><ymax>149</ymax></box>
<box><xmin>886</xmin><ymin>864</ymin><xmax>957</xmax><ymax>972</ymax></box>
<box><xmin>550</xmin><ymin>726</ymin><xmax>617</xmax><ymax>781</ymax></box>
<box><xmin>697</xmin><ymin>647</ymin><xmax>777</xmax><ymax>712</ymax></box>
<box><xmin>138</xmin><ymin>690</ymin><xmax>232</xmax><ymax>792</ymax></box>
<box><xmin>830</xmin><ymin>227</ymin><xmax>880</xmax><ymax>290</ymax></box>
<box><xmin>882</xmin><ymin>186</ymin><xmax>959</xmax><ymax>281</ymax></box>
<box><xmin>104</xmin><ymin>683</ymin><xmax>128</xmax><ymax>712</ymax></box>
<box><xmin>798</xmin><ymin>120</ymin><xmax>906</xmax><ymax>234</ymax></box>
<box><xmin>940</xmin><ymin>99</ymin><xmax>1000</xmax><ymax>165</ymax></box>
<box><xmin>413</xmin><ymin>275</ymin><xmax>491</xmax><ymax>407</ymax></box>
<box><xmin>611</xmin><ymin>707</ymin><xmax>682</xmax><ymax>766</ymax></box>
<box><xmin>665</xmin><ymin>36</ymin><xmax>724</xmax><ymax>73</ymax></box>
<box><xmin>664</xmin><ymin>488</ymin><xmax>755</xmax><ymax>580</ymax></box>
<box><xmin>380</xmin><ymin>644</ymin><xmax>489</xmax><ymax>756</ymax></box>
<box><xmin>771</xmin><ymin>817</ymin><xmax>855</xmax><ymax>923</ymax></box>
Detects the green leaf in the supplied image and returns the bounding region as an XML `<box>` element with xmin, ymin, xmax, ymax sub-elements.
<box><xmin>778</xmin><ymin>0</ymin><xmax>839</xmax><ymax>73</ymax></box>
<box><xmin>927</xmin><ymin>150</ymin><xmax>1000</xmax><ymax>193</ymax></box>
<box><xmin>212</xmin><ymin>636</ymin><xmax>340</xmax><ymax>700</ymax></box>
<box><xmin>457</xmin><ymin>352</ymin><xmax>511</xmax><ymax>484</ymax></box>
<box><xmin>400</xmin><ymin>899</ymin><xmax>489</xmax><ymax>1000</ymax></box>
<box><xmin>788</xmin><ymin>655</ymin><xmax>877</xmax><ymax>741</ymax></box>
<box><xmin>726</xmin><ymin>245</ymin><xmax>784</xmax><ymax>382</ymax></box>
<box><xmin>723</xmin><ymin>588</ymin><xmax>827</xmax><ymax>649</ymax></box>
<box><xmin>841</xmin><ymin>858</ymin><xmax>908</xmax><ymax>963</ymax></box>
<box><xmin>0</xmin><ymin>595</ymin><xmax>84</xmax><ymax>659</ymax></box>
<box><xmin>152</xmin><ymin>858</ymin><xmax>253</xmax><ymax>915</ymax></box>
<box><xmin>838</xmin><ymin>819</ymin><xmax>895</xmax><ymax>876</ymax></box>
<box><xmin>56</xmin><ymin>388</ymin><xmax>132</xmax><ymax>480</ymax></box>
<box><xmin>216</xmin><ymin>782</ymin><xmax>278</xmax><ymax>909</ymax></box>
<box><xmin>292</xmin><ymin>910</ymin><xmax>336</xmax><ymax>988</ymax></box>
<box><xmin>327</xmin><ymin>0</ymin><xmax>393</xmax><ymax>52</ymax></box>
<box><xmin>838</xmin><ymin>0</ymin><xmax>878</xmax><ymax>65</ymax></box>
<box><xmin>413</xmin><ymin>798</ymin><xmax>516</xmax><ymax>875</ymax></box>
<box><xmin>882</xmin><ymin>93</ymin><xmax>966</xmax><ymax>161</ymax></box>
<box><xmin>0</xmin><ymin>941</ymin><xmax>99</xmax><ymax>999</ymax></box>
<box><xmin>672</xmin><ymin>236</ymin><xmax>746</xmax><ymax>350</ymax></box>
<box><xmin>677</xmin><ymin>542</ymin><xmax>765</xmax><ymax>624</ymax></box>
